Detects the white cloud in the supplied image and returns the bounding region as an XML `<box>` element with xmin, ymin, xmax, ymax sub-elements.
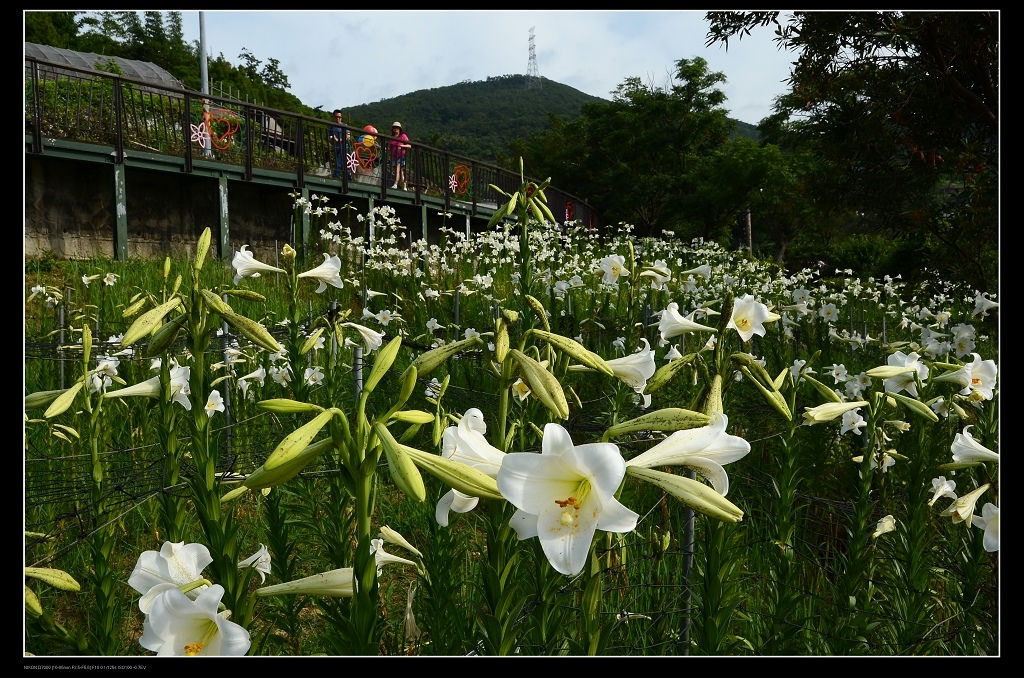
<box><xmin>181</xmin><ymin>10</ymin><xmax>795</xmax><ymax>125</ymax></box>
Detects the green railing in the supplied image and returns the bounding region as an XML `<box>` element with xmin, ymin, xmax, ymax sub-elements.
<box><xmin>25</xmin><ymin>56</ymin><xmax>601</xmax><ymax>230</ymax></box>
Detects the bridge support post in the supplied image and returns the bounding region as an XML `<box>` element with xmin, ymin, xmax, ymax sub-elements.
<box><xmin>112</xmin><ymin>163</ymin><xmax>128</xmax><ymax>261</ymax></box>
<box><xmin>217</xmin><ymin>176</ymin><xmax>230</xmax><ymax>260</ymax></box>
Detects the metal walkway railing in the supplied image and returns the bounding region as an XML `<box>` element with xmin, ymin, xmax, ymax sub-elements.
<box><xmin>24</xmin><ymin>56</ymin><xmax>601</xmax><ymax>236</ymax></box>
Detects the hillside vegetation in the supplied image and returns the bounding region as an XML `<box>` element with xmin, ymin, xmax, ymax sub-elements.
<box><xmin>345</xmin><ymin>74</ymin><xmax>759</xmax><ymax>164</ymax></box>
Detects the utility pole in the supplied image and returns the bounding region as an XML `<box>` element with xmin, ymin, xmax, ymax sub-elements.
<box><xmin>527</xmin><ymin>27</ymin><xmax>540</xmax><ymax>90</ymax></box>
<box><xmin>198</xmin><ymin>12</ymin><xmax>212</xmax><ymax>158</ymax></box>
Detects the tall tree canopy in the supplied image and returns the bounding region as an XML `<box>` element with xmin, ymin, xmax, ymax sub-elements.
<box><xmin>706</xmin><ymin>11</ymin><xmax>999</xmax><ymax>290</ymax></box>
<box><xmin>514</xmin><ymin>57</ymin><xmax>735</xmax><ymax>238</ymax></box>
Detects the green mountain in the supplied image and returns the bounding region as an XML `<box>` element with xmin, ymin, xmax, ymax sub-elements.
<box><xmin>343</xmin><ymin>74</ymin><xmax>605</xmax><ymax>164</ymax></box>
<box><xmin>343</xmin><ymin>74</ymin><xmax>760</xmax><ymax>165</ymax></box>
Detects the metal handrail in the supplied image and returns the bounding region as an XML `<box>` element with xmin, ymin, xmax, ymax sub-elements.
<box><xmin>24</xmin><ymin>55</ymin><xmax>602</xmax><ymax>232</ymax></box>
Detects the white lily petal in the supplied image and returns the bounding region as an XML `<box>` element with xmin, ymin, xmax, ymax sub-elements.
<box><xmin>435</xmin><ymin>489</ymin><xmax>479</xmax><ymax>527</ymax></box>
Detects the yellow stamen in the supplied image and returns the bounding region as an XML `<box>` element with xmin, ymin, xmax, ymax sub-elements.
<box><xmin>553</xmin><ymin>480</ymin><xmax>592</xmax><ymax>526</ymax></box>
<box><xmin>182</xmin><ymin>619</ymin><xmax>220</xmax><ymax>656</ymax></box>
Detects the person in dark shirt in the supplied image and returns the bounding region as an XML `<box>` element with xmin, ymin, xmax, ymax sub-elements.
<box><xmin>330</xmin><ymin>109</ymin><xmax>351</xmax><ymax>180</ymax></box>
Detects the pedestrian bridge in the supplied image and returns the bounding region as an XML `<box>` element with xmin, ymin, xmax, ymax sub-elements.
<box><xmin>24</xmin><ymin>54</ymin><xmax>601</xmax><ymax>262</ymax></box>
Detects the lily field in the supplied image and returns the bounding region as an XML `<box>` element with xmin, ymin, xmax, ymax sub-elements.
<box><xmin>24</xmin><ymin>188</ymin><xmax>999</xmax><ymax>656</ymax></box>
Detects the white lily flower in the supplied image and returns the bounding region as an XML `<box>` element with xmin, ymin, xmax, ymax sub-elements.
<box><xmin>436</xmin><ymin>489</ymin><xmax>481</xmax><ymax>527</ymax></box>
<box><xmin>342</xmin><ymin>322</ymin><xmax>385</xmax><ymax>354</ymax></box>
<box><xmin>370</xmin><ymin>538</ymin><xmax>418</xmax><ymax>576</ymax></box>
<box><xmin>104</xmin><ymin>365</ymin><xmax>192</xmax><ymax>410</ymax></box>
<box><xmin>139</xmin><ymin>585</ymin><xmax>251</xmax><ymax>656</ymax></box>
<box><xmin>571</xmin><ymin>339</ymin><xmax>656</xmax><ymax>397</ymax></box>
<box><xmin>941</xmin><ymin>483</ymin><xmax>990</xmax><ymax>526</ymax></box>
<box><xmin>781</xmin><ymin>302</ymin><xmax>811</xmax><ymax>317</ymax></box>
<box><xmin>204</xmin><ymin>389</ymin><xmax>224</xmax><ymax>418</ymax></box>
<box><xmin>599</xmin><ymin>254</ymin><xmax>629</xmax><ymax>284</ymax></box>
<box><xmin>726</xmin><ymin>294</ymin><xmax>772</xmax><ymax>343</ymax></box>
<box><xmin>297</xmin><ymin>253</ymin><xmax>344</xmax><ymax>293</ymax></box>
<box><xmin>511</xmin><ymin>378</ymin><xmax>532</xmax><ymax>403</ymax></box>
<box><xmin>231</xmin><ymin>245</ymin><xmax>285</xmax><ymax>285</ymax></box>
<box><xmin>950</xmin><ymin>426</ymin><xmax>998</xmax><ymax>465</ymax></box>
<box><xmin>639</xmin><ymin>260</ymin><xmax>672</xmax><ymax>290</ymax></box>
<box><xmin>304</xmin><ymin>366</ymin><xmax>325</xmax><ymax>387</ymax></box>
<box><xmin>625</xmin><ymin>412</ymin><xmax>750</xmax><ymax>496</ymax></box>
<box><xmin>972</xmin><ymin>292</ymin><xmax>998</xmax><ymax>318</ymax></box>
<box><xmin>679</xmin><ymin>264</ymin><xmax>712</xmax><ymax>280</ymax></box>
<box><xmin>971</xmin><ymin>503</ymin><xmax>999</xmax><ymax>552</ymax></box>
<box><xmin>128</xmin><ymin>541</ymin><xmax>213</xmax><ymax>614</ymax></box>
<box><xmin>882</xmin><ymin>350</ymin><xmax>929</xmax><ymax>397</ymax></box>
<box><xmin>840</xmin><ymin>408</ymin><xmax>867</xmax><ymax>436</ymax></box>
<box><xmin>237</xmin><ymin>544</ymin><xmax>271</xmax><ymax>584</ymax></box>
<box><xmin>497</xmin><ymin>423</ymin><xmax>639</xmax><ymax>576</ymax></box>
<box><xmin>238</xmin><ymin>365</ymin><xmax>266</xmax><ymax>387</ymax></box>
<box><xmin>928</xmin><ymin>476</ymin><xmax>957</xmax><ymax>507</ymax></box>
<box><xmin>933</xmin><ymin>353</ymin><xmax>997</xmax><ymax>401</ymax></box>
<box><xmin>658</xmin><ymin>302</ymin><xmax>716</xmax><ymax>342</ymax></box>
<box><xmin>664</xmin><ymin>344</ymin><xmax>682</xmax><ymax>361</ymax></box>
<box><xmin>436</xmin><ymin>409</ymin><xmax>506</xmax><ymax>526</ymax></box>
<box><xmin>872</xmin><ymin>515</ymin><xmax>896</xmax><ymax>539</ymax></box>
<box><xmin>606</xmin><ymin>338</ymin><xmax>656</xmax><ymax>391</ymax></box>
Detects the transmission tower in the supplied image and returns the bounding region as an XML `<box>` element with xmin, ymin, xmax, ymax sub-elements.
<box><xmin>527</xmin><ymin>27</ymin><xmax>540</xmax><ymax>89</ymax></box>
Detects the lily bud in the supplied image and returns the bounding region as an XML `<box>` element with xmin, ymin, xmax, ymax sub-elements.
<box><xmin>626</xmin><ymin>466</ymin><xmax>743</xmax><ymax>523</ymax></box>
<box><xmin>866</xmin><ymin>365</ymin><xmax>917</xmax><ymax>379</ymax></box>
<box><xmin>257</xmin><ymin>399</ymin><xmax>325</xmax><ymax>415</ymax></box>
<box><xmin>885</xmin><ymin>391</ymin><xmax>940</xmax><ymax>422</ymax></box>
<box><xmin>373</xmin><ymin>422</ymin><xmax>427</xmax><ymax>502</ymax></box>
<box><xmin>802</xmin><ymin>400</ymin><xmax>869</xmax><ymax>425</ymax></box>
<box><xmin>256</xmin><ymin>568</ymin><xmax>354</xmax><ymax>598</ymax></box>
<box><xmin>263</xmin><ymin>408</ymin><xmax>336</xmax><ymax>471</ymax></box>
<box><xmin>529</xmin><ymin>329</ymin><xmax>613</xmax><ymax>375</ymax></box>
<box><xmin>603</xmin><ymin>408</ymin><xmax>710</xmax><ymax>441</ymax></box>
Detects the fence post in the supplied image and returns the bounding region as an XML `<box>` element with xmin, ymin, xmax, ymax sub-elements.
<box><xmin>221</xmin><ymin>292</ymin><xmax>233</xmax><ymax>459</ymax></box>
<box><xmin>59</xmin><ymin>289</ymin><xmax>68</xmax><ymax>390</ymax></box>
<box><xmin>678</xmin><ymin>468</ymin><xmax>696</xmax><ymax>655</ymax></box>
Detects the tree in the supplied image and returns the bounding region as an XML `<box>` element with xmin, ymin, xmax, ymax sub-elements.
<box><xmin>705</xmin><ymin>11</ymin><xmax>998</xmax><ymax>291</ymax></box>
<box><xmin>260</xmin><ymin>57</ymin><xmax>291</xmax><ymax>91</ymax></box>
<box><xmin>25</xmin><ymin>11</ymin><xmax>79</xmax><ymax>49</ymax></box>
<box><xmin>515</xmin><ymin>57</ymin><xmax>735</xmax><ymax>238</ymax></box>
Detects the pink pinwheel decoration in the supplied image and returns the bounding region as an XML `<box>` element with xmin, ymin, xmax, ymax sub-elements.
<box><xmin>346</xmin><ymin>152</ymin><xmax>360</xmax><ymax>175</ymax></box>
<box><xmin>449</xmin><ymin>174</ymin><xmax>459</xmax><ymax>192</ymax></box>
<box><xmin>190</xmin><ymin>122</ymin><xmax>208</xmax><ymax>149</ymax></box>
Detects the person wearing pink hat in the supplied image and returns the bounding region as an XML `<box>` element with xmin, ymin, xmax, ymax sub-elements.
<box><xmin>389</xmin><ymin>121</ymin><xmax>411</xmax><ymax>191</ymax></box>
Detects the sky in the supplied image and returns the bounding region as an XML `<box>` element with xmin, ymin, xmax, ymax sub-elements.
<box><xmin>179</xmin><ymin>10</ymin><xmax>797</xmax><ymax>126</ymax></box>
